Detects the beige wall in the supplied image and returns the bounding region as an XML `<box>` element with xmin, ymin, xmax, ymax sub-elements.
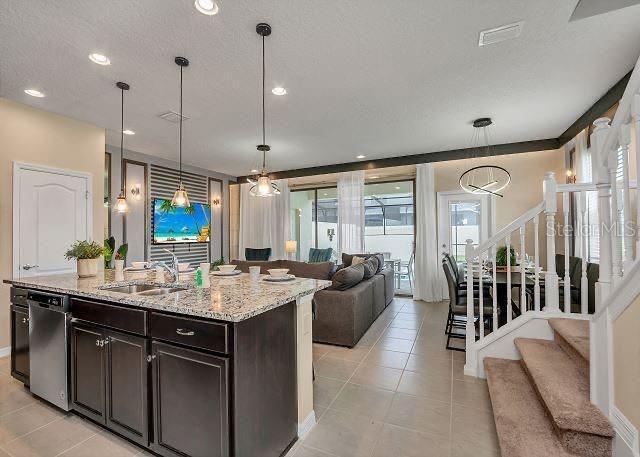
<box><xmin>433</xmin><ymin>149</ymin><xmax>566</xmax><ymax>263</ymax></box>
<box><xmin>0</xmin><ymin>98</ymin><xmax>105</xmax><ymax>348</ymax></box>
<box><xmin>614</xmin><ymin>296</ymin><xmax>640</xmax><ymax>430</ymax></box>
<box><xmin>229</xmin><ymin>184</ymin><xmax>240</xmax><ymax>260</ymax></box>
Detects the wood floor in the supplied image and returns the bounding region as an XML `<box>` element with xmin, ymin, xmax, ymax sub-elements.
<box><xmin>288</xmin><ymin>298</ymin><xmax>500</xmax><ymax>457</ymax></box>
<box><xmin>0</xmin><ymin>298</ymin><xmax>499</xmax><ymax>457</ymax></box>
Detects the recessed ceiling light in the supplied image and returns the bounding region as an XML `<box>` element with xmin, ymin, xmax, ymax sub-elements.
<box><xmin>356</xmin><ymin>155</ymin><xmax>366</xmax><ymax>159</ymax></box>
<box><xmin>251</xmin><ymin>169</ymin><xmax>259</xmax><ymax>173</ymax></box>
<box><xmin>395</xmin><ymin>186</ymin><xmax>401</xmax><ymax>190</ymax></box>
<box><xmin>123</xmin><ymin>129</ymin><xmax>135</xmax><ymax>135</ymax></box>
<box><xmin>89</xmin><ymin>53</ymin><xmax>111</xmax><ymax>65</ymax></box>
<box><xmin>272</xmin><ymin>87</ymin><xmax>287</xmax><ymax>96</ymax></box>
<box><xmin>24</xmin><ymin>89</ymin><xmax>45</xmax><ymax>98</ymax></box>
<box><xmin>323</xmin><ymin>193</ymin><xmax>328</xmax><ymax>196</ymax></box>
<box><xmin>370</xmin><ymin>176</ymin><xmax>379</xmax><ymax>179</ymax></box>
<box><xmin>194</xmin><ymin>0</ymin><xmax>219</xmax><ymax>15</ymax></box>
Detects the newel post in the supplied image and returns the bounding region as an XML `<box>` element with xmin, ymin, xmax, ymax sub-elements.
<box><xmin>543</xmin><ymin>172</ymin><xmax>559</xmax><ymax>312</ymax></box>
<box><xmin>619</xmin><ymin>123</ymin><xmax>633</xmax><ymax>272</ymax></box>
<box><xmin>592</xmin><ymin>118</ymin><xmax>614</xmax><ymax>308</ymax></box>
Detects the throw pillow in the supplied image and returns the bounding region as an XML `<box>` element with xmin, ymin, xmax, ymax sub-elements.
<box><xmin>329</xmin><ymin>263</ymin><xmax>365</xmax><ymax>291</ymax></box>
<box><xmin>351</xmin><ymin>256</ymin><xmax>366</xmax><ymax>266</ymax></box>
<box><xmin>362</xmin><ymin>257</ymin><xmax>378</xmax><ymax>279</ymax></box>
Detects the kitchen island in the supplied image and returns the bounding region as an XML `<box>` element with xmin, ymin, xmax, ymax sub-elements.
<box><xmin>5</xmin><ymin>269</ymin><xmax>331</xmax><ymax>457</ymax></box>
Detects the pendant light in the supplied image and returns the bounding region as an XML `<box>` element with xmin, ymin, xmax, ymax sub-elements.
<box><xmin>114</xmin><ymin>81</ymin><xmax>130</xmax><ymax>214</ymax></box>
<box><xmin>172</xmin><ymin>57</ymin><xmax>191</xmax><ymax>208</ymax></box>
<box><xmin>459</xmin><ymin>118</ymin><xmax>511</xmax><ymax>198</ymax></box>
<box><xmin>247</xmin><ymin>23</ymin><xmax>280</xmax><ymax>197</ymax></box>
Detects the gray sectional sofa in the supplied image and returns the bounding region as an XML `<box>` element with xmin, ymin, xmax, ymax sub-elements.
<box><xmin>231</xmin><ymin>254</ymin><xmax>395</xmax><ymax>347</ymax></box>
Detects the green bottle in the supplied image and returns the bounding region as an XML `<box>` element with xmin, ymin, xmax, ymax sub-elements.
<box><xmin>196</xmin><ymin>267</ymin><xmax>203</xmax><ymax>288</ymax></box>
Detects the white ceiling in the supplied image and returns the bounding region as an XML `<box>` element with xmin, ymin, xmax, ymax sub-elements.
<box><xmin>1</xmin><ymin>1</ymin><xmax>639</xmax><ymax>177</ymax></box>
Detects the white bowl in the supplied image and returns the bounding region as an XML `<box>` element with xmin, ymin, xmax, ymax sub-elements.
<box><xmin>177</xmin><ymin>262</ymin><xmax>191</xmax><ymax>272</ymax></box>
<box><xmin>218</xmin><ymin>265</ymin><xmax>237</xmax><ymax>273</ymax></box>
<box><xmin>268</xmin><ymin>268</ymin><xmax>289</xmax><ymax>278</ymax></box>
<box><xmin>131</xmin><ymin>261</ymin><xmax>147</xmax><ymax>269</ymax></box>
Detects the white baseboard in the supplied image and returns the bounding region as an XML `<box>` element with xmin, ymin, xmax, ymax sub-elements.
<box><xmin>612</xmin><ymin>407</ymin><xmax>639</xmax><ymax>457</ymax></box>
<box><xmin>0</xmin><ymin>347</ymin><xmax>10</xmax><ymax>358</ymax></box>
<box><xmin>297</xmin><ymin>410</ymin><xmax>317</xmax><ymax>439</ymax></box>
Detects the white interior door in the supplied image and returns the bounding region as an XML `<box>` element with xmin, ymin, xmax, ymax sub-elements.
<box><xmin>14</xmin><ymin>163</ymin><xmax>91</xmax><ymax>278</ymax></box>
<box><xmin>438</xmin><ymin>192</ymin><xmax>493</xmax><ymax>262</ymax></box>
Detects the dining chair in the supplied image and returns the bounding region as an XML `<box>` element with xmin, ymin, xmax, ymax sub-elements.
<box><xmin>442</xmin><ymin>260</ymin><xmax>493</xmax><ymax>351</ymax></box>
<box><xmin>308</xmin><ymin>247</ymin><xmax>333</xmax><ymax>263</ymax></box>
<box><xmin>245</xmin><ymin>247</ymin><xmax>271</xmax><ymax>261</ymax></box>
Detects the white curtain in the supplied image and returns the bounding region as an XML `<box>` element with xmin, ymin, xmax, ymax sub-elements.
<box><xmin>238</xmin><ymin>179</ymin><xmax>290</xmax><ymax>260</ymax></box>
<box><xmin>337</xmin><ymin>171</ymin><xmax>365</xmax><ymax>257</ymax></box>
<box><xmin>413</xmin><ymin>163</ymin><xmax>443</xmax><ymax>302</ymax></box>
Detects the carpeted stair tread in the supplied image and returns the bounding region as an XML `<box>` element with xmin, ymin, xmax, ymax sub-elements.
<box><xmin>484</xmin><ymin>357</ymin><xmax>574</xmax><ymax>457</ymax></box>
<box><xmin>549</xmin><ymin>318</ymin><xmax>590</xmax><ymax>362</ymax></box>
<box><xmin>515</xmin><ymin>338</ymin><xmax>613</xmax><ymax>440</ymax></box>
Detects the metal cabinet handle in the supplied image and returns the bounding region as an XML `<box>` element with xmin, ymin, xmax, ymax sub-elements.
<box><xmin>176</xmin><ymin>328</ymin><xmax>195</xmax><ymax>336</ymax></box>
<box><xmin>22</xmin><ymin>264</ymin><xmax>39</xmax><ymax>270</ymax></box>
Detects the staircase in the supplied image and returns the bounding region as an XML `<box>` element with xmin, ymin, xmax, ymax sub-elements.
<box><xmin>484</xmin><ymin>318</ymin><xmax>614</xmax><ymax>457</ymax></box>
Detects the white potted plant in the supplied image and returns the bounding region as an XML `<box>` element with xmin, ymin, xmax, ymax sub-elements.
<box><xmin>65</xmin><ymin>240</ymin><xmax>103</xmax><ymax>278</ymax></box>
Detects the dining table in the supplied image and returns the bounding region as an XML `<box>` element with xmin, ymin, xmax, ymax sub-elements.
<box><xmin>486</xmin><ymin>271</ymin><xmax>537</xmax><ymax>325</ymax></box>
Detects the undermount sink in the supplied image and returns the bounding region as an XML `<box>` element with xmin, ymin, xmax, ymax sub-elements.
<box><xmin>102</xmin><ymin>284</ymin><xmax>186</xmax><ymax>296</ymax></box>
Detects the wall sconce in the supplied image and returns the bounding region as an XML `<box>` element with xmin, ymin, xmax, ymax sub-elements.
<box><xmin>327</xmin><ymin>228</ymin><xmax>335</xmax><ymax>242</ymax></box>
<box><xmin>212</xmin><ymin>197</ymin><xmax>221</xmax><ymax>206</ymax></box>
<box><xmin>566</xmin><ymin>169</ymin><xmax>577</xmax><ymax>184</ymax></box>
<box><xmin>130</xmin><ymin>184</ymin><xmax>142</xmax><ymax>201</ymax></box>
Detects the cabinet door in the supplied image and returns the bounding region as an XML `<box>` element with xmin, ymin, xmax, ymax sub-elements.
<box><xmin>105</xmin><ymin>330</ymin><xmax>149</xmax><ymax>446</ymax></box>
<box><xmin>10</xmin><ymin>305</ymin><xmax>29</xmax><ymax>385</ymax></box>
<box><xmin>71</xmin><ymin>323</ymin><xmax>106</xmax><ymax>423</ymax></box>
<box><xmin>151</xmin><ymin>342</ymin><xmax>230</xmax><ymax>457</ymax></box>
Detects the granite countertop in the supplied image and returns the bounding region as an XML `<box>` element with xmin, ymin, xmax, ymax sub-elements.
<box><xmin>4</xmin><ymin>269</ymin><xmax>331</xmax><ymax>322</ymax></box>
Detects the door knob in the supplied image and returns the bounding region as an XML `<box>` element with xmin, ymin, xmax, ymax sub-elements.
<box><xmin>22</xmin><ymin>264</ymin><xmax>39</xmax><ymax>270</ymax></box>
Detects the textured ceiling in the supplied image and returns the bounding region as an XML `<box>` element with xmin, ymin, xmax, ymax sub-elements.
<box><xmin>1</xmin><ymin>0</ymin><xmax>640</xmax><ymax>177</ymax></box>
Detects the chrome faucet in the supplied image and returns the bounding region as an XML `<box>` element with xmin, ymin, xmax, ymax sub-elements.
<box><xmin>149</xmin><ymin>249</ymin><xmax>180</xmax><ymax>283</ymax></box>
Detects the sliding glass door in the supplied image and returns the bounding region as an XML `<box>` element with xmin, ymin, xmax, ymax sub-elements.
<box><xmin>364</xmin><ymin>181</ymin><xmax>415</xmax><ymax>294</ymax></box>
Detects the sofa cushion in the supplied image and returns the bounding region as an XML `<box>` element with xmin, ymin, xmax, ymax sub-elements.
<box><xmin>342</xmin><ymin>253</ymin><xmax>385</xmax><ymax>274</ymax></box>
<box><xmin>371</xmin><ymin>274</ymin><xmax>386</xmax><ymax>317</ymax></box>
<box><xmin>280</xmin><ymin>260</ymin><xmax>334</xmax><ymax>280</ymax></box>
<box><xmin>330</xmin><ymin>263</ymin><xmax>365</xmax><ymax>291</ymax></box>
<box><xmin>362</xmin><ymin>257</ymin><xmax>378</xmax><ymax>279</ymax></box>
<box><xmin>351</xmin><ymin>256</ymin><xmax>366</xmax><ymax>266</ymax></box>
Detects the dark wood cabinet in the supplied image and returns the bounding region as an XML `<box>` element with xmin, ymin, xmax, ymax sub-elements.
<box><xmin>151</xmin><ymin>341</ymin><xmax>230</xmax><ymax>457</ymax></box>
<box><xmin>71</xmin><ymin>323</ymin><xmax>106</xmax><ymax>423</ymax></box>
<box><xmin>10</xmin><ymin>305</ymin><xmax>30</xmax><ymax>385</ymax></box>
<box><xmin>71</xmin><ymin>322</ymin><xmax>149</xmax><ymax>446</ymax></box>
<box><xmin>105</xmin><ymin>331</ymin><xmax>149</xmax><ymax>446</ymax></box>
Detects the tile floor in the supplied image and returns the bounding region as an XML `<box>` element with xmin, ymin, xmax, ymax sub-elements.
<box><xmin>289</xmin><ymin>298</ymin><xmax>500</xmax><ymax>457</ymax></box>
<box><xmin>0</xmin><ymin>298</ymin><xmax>499</xmax><ymax>457</ymax></box>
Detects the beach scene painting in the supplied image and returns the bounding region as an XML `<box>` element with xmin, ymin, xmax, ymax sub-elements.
<box><xmin>153</xmin><ymin>199</ymin><xmax>211</xmax><ymax>244</ymax></box>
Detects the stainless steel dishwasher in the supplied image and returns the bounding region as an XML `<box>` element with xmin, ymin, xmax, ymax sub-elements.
<box><xmin>27</xmin><ymin>290</ymin><xmax>71</xmax><ymax>411</ymax></box>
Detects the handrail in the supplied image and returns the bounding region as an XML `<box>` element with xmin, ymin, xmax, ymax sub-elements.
<box><xmin>556</xmin><ymin>180</ymin><xmax>637</xmax><ymax>192</ymax></box>
<box><xmin>593</xmin><ymin>257</ymin><xmax>640</xmax><ymax>321</ymax></box>
<box><xmin>598</xmin><ymin>53</ymin><xmax>640</xmax><ymax>167</ymax></box>
<box><xmin>472</xmin><ymin>201</ymin><xmax>544</xmax><ymax>255</ymax></box>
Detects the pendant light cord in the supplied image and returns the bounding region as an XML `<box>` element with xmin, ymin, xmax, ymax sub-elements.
<box><xmin>179</xmin><ymin>65</ymin><xmax>184</xmax><ymax>185</ymax></box>
<box><xmin>261</xmin><ymin>34</ymin><xmax>266</xmax><ymax>171</ymax></box>
<box><xmin>120</xmin><ymin>87</ymin><xmax>125</xmax><ymax>193</ymax></box>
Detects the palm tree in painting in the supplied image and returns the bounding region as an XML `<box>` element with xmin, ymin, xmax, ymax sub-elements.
<box><xmin>158</xmin><ymin>199</ymin><xmax>175</xmax><ymax>215</ymax></box>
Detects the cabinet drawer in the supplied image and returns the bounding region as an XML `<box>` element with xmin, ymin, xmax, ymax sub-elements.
<box><xmin>10</xmin><ymin>287</ymin><xmax>28</xmax><ymax>307</ymax></box>
<box><xmin>149</xmin><ymin>313</ymin><xmax>229</xmax><ymax>354</ymax></box>
<box><xmin>71</xmin><ymin>298</ymin><xmax>147</xmax><ymax>335</ymax></box>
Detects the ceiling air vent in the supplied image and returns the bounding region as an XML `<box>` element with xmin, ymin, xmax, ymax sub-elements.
<box><xmin>158</xmin><ymin>111</ymin><xmax>190</xmax><ymax>123</ymax></box>
<box><xmin>478</xmin><ymin>21</ymin><xmax>523</xmax><ymax>47</ymax></box>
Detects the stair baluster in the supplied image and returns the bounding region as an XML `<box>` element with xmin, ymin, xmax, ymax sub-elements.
<box><xmin>543</xmin><ymin>172</ymin><xmax>560</xmax><ymax>312</ymax></box>
<box><xmin>506</xmin><ymin>233</ymin><xmax>512</xmax><ymax>322</ymax></box>
<box><xmin>578</xmin><ymin>191</ymin><xmax>589</xmax><ymax>315</ymax></box>
<box><xmin>563</xmin><ymin>191</ymin><xmax>571</xmax><ymax>313</ymax></box>
<box><xmin>634</xmin><ymin>93</ymin><xmax>640</xmax><ymax>257</ymax></box>
<box><xmin>533</xmin><ymin>214</ymin><xmax>541</xmax><ymax>312</ymax></box>
<box><xmin>619</xmin><ymin>123</ymin><xmax>633</xmax><ymax>273</ymax></box>
<box><xmin>519</xmin><ymin>226</ymin><xmax>526</xmax><ymax>313</ymax></box>
<box><xmin>491</xmin><ymin>245</ymin><xmax>498</xmax><ymax>332</ymax></box>
<box><xmin>608</xmin><ymin>146</ymin><xmax>622</xmax><ymax>285</ymax></box>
